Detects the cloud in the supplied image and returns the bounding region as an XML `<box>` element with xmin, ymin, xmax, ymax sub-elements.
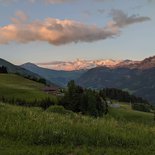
<box><xmin>147</xmin><ymin>0</ymin><xmax>154</xmax><ymax>2</ymax></box>
<box><xmin>147</xmin><ymin>0</ymin><xmax>155</xmax><ymax>4</ymax></box>
<box><xmin>0</xmin><ymin>10</ymin><xmax>150</xmax><ymax>45</ymax></box>
<box><xmin>110</xmin><ymin>9</ymin><xmax>151</xmax><ymax>28</ymax></box>
<box><xmin>11</xmin><ymin>11</ymin><xmax>28</xmax><ymax>24</ymax></box>
<box><xmin>0</xmin><ymin>13</ymin><xmax>117</xmax><ymax>45</ymax></box>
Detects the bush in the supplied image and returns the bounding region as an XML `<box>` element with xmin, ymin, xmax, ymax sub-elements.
<box><xmin>131</xmin><ymin>103</ymin><xmax>151</xmax><ymax>112</ymax></box>
<box><xmin>46</xmin><ymin>105</ymin><xmax>74</xmax><ymax>116</ymax></box>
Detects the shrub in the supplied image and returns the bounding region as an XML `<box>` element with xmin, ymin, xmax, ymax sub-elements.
<box><xmin>46</xmin><ymin>105</ymin><xmax>74</xmax><ymax>116</ymax></box>
<box><xmin>131</xmin><ymin>103</ymin><xmax>151</xmax><ymax>112</ymax></box>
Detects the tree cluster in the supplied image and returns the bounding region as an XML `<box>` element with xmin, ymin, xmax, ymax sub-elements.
<box><xmin>0</xmin><ymin>66</ymin><xmax>8</xmax><ymax>73</ymax></box>
<box><xmin>131</xmin><ymin>102</ymin><xmax>151</xmax><ymax>112</ymax></box>
<box><xmin>99</xmin><ymin>88</ymin><xmax>149</xmax><ymax>104</ymax></box>
<box><xmin>60</xmin><ymin>80</ymin><xmax>108</xmax><ymax>117</ymax></box>
<box><xmin>15</xmin><ymin>72</ymin><xmax>47</xmax><ymax>85</ymax></box>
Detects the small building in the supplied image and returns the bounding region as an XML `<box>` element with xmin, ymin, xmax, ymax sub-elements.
<box><xmin>43</xmin><ymin>86</ymin><xmax>59</xmax><ymax>95</ymax></box>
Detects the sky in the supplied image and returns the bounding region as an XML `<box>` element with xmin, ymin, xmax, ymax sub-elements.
<box><xmin>0</xmin><ymin>0</ymin><xmax>154</xmax><ymax>65</ymax></box>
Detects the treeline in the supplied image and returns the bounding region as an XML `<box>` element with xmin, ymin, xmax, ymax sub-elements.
<box><xmin>99</xmin><ymin>88</ymin><xmax>149</xmax><ymax>104</ymax></box>
<box><xmin>24</xmin><ymin>75</ymin><xmax>47</xmax><ymax>85</ymax></box>
<box><xmin>99</xmin><ymin>88</ymin><xmax>151</xmax><ymax>112</ymax></box>
<box><xmin>0</xmin><ymin>66</ymin><xmax>8</xmax><ymax>73</ymax></box>
<box><xmin>15</xmin><ymin>73</ymin><xmax>47</xmax><ymax>85</ymax></box>
<box><xmin>60</xmin><ymin>81</ymin><xmax>108</xmax><ymax>117</ymax></box>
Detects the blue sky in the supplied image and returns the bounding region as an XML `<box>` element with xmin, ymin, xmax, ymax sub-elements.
<box><xmin>0</xmin><ymin>0</ymin><xmax>154</xmax><ymax>64</ymax></box>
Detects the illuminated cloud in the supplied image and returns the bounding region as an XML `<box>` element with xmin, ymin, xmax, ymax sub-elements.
<box><xmin>0</xmin><ymin>10</ymin><xmax>150</xmax><ymax>45</ymax></box>
<box><xmin>11</xmin><ymin>11</ymin><xmax>28</xmax><ymax>24</ymax></box>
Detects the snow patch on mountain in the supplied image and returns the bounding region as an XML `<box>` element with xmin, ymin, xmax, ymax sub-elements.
<box><xmin>37</xmin><ymin>59</ymin><xmax>123</xmax><ymax>71</ymax></box>
<box><xmin>37</xmin><ymin>56</ymin><xmax>155</xmax><ymax>71</ymax></box>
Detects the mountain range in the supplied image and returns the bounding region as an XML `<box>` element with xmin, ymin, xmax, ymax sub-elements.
<box><xmin>77</xmin><ymin>56</ymin><xmax>155</xmax><ymax>105</ymax></box>
<box><xmin>21</xmin><ymin>63</ymin><xmax>85</xmax><ymax>87</ymax></box>
<box><xmin>37</xmin><ymin>59</ymin><xmax>123</xmax><ymax>71</ymax></box>
<box><xmin>1</xmin><ymin>55</ymin><xmax>155</xmax><ymax>105</ymax></box>
<box><xmin>36</xmin><ymin>56</ymin><xmax>155</xmax><ymax>71</ymax></box>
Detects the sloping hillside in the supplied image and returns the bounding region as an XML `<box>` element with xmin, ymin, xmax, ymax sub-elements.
<box><xmin>21</xmin><ymin>62</ymin><xmax>86</xmax><ymax>86</ymax></box>
<box><xmin>0</xmin><ymin>58</ymin><xmax>59</xmax><ymax>87</ymax></box>
<box><xmin>0</xmin><ymin>103</ymin><xmax>154</xmax><ymax>155</ymax></box>
<box><xmin>0</xmin><ymin>58</ymin><xmax>41</xmax><ymax>78</ymax></box>
<box><xmin>0</xmin><ymin>74</ymin><xmax>57</xmax><ymax>102</ymax></box>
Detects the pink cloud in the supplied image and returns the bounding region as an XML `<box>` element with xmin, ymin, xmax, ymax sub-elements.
<box><xmin>0</xmin><ymin>10</ymin><xmax>150</xmax><ymax>45</ymax></box>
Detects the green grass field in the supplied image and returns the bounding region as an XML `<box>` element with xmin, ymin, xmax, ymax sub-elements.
<box><xmin>0</xmin><ymin>74</ymin><xmax>155</xmax><ymax>154</ymax></box>
<box><xmin>109</xmin><ymin>103</ymin><xmax>154</xmax><ymax>124</ymax></box>
<box><xmin>0</xmin><ymin>74</ymin><xmax>57</xmax><ymax>102</ymax></box>
<box><xmin>0</xmin><ymin>103</ymin><xmax>155</xmax><ymax>155</ymax></box>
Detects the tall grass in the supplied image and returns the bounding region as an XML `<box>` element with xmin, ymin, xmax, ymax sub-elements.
<box><xmin>0</xmin><ymin>103</ymin><xmax>155</xmax><ymax>155</ymax></box>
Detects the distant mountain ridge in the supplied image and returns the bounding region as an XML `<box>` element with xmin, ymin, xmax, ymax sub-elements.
<box><xmin>112</xmin><ymin>56</ymin><xmax>155</xmax><ymax>70</ymax></box>
<box><xmin>21</xmin><ymin>55</ymin><xmax>155</xmax><ymax>88</ymax></box>
<box><xmin>0</xmin><ymin>58</ymin><xmax>40</xmax><ymax>78</ymax></box>
<box><xmin>37</xmin><ymin>59</ymin><xmax>122</xmax><ymax>71</ymax></box>
<box><xmin>76</xmin><ymin>56</ymin><xmax>155</xmax><ymax>105</ymax></box>
<box><xmin>36</xmin><ymin>56</ymin><xmax>155</xmax><ymax>71</ymax></box>
<box><xmin>21</xmin><ymin>62</ymin><xmax>86</xmax><ymax>87</ymax></box>
<box><xmin>124</xmin><ymin>56</ymin><xmax>155</xmax><ymax>69</ymax></box>
<box><xmin>0</xmin><ymin>58</ymin><xmax>57</xmax><ymax>87</ymax></box>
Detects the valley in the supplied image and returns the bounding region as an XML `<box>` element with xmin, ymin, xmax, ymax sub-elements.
<box><xmin>21</xmin><ymin>56</ymin><xmax>155</xmax><ymax>105</ymax></box>
<box><xmin>0</xmin><ymin>56</ymin><xmax>155</xmax><ymax>155</ymax></box>
<box><xmin>0</xmin><ymin>0</ymin><xmax>154</xmax><ymax>154</ymax></box>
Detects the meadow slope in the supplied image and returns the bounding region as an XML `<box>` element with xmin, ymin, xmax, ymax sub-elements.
<box><xmin>0</xmin><ymin>103</ymin><xmax>155</xmax><ymax>155</ymax></box>
<box><xmin>0</xmin><ymin>74</ymin><xmax>57</xmax><ymax>102</ymax></box>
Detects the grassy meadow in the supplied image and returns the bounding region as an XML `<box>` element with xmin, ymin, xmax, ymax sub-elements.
<box><xmin>109</xmin><ymin>103</ymin><xmax>154</xmax><ymax>124</ymax></box>
<box><xmin>0</xmin><ymin>73</ymin><xmax>155</xmax><ymax>155</ymax></box>
<box><xmin>0</xmin><ymin>74</ymin><xmax>57</xmax><ymax>102</ymax></box>
<box><xmin>0</xmin><ymin>103</ymin><xmax>155</xmax><ymax>155</ymax></box>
